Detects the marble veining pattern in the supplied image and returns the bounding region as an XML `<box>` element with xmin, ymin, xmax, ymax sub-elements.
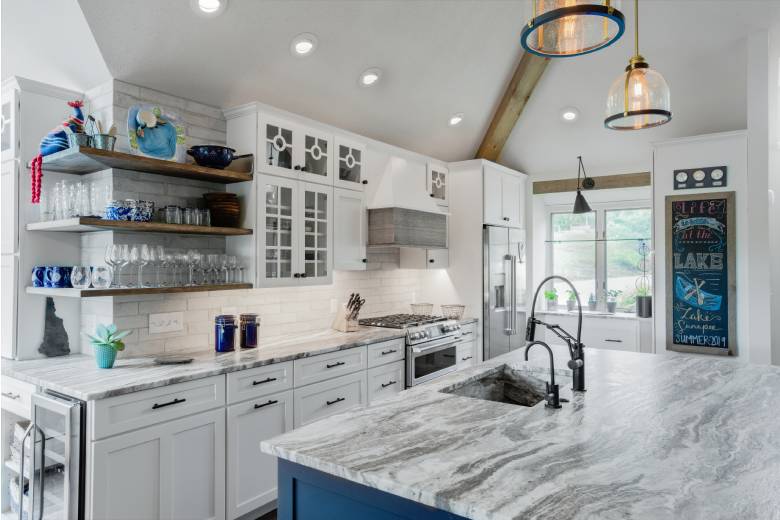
<box><xmin>262</xmin><ymin>346</ymin><xmax>780</xmax><ymax>519</ymax></box>
<box><xmin>2</xmin><ymin>326</ymin><xmax>405</xmax><ymax>400</ymax></box>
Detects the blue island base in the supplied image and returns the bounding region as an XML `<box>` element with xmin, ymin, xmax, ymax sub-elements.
<box><xmin>278</xmin><ymin>459</ymin><xmax>469</xmax><ymax>520</ymax></box>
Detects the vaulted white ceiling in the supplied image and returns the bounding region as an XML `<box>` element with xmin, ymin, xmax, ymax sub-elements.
<box><xmin>5</xmin><ymin>0</ymin><xmax>780</xmax><ymax>177</ymax></box>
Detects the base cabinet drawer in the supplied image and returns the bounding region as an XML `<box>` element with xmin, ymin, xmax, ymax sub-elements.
<box><xmin>227</xmin><ymin>361</ymin><xmax>293</xmax><ymax>404</ymax></box>
<box><xmin>293</xmin><ymin>371</ymin><xmax>366</xmax><ymax>428</ymax></box>
<box><xmin>1</xmin><ymin>376</ymin><xmax>35</xmax><ymax>418</ymax></box>
<box><xmin>457</xmin><ymin>340</ymin><xmax>477</xmax><ymax>369</ymax></box>
<box><xmin>89</xmin><ymin>407</ymin><xmax>226</xmax><ymax>520</ymax></box>
<box><xmin>227</xmin><ymin>390</ymin><xmax>293</xmax><ymax>519</ymax></box>
<box><xmin>293</xmin><ymin>347</ymin><xmax>367</xmax><ymax>388</ymax></box>
<box><xmin>90</xmin><ymin>375</ymin><xmax>226</xmax><ymax>440</ymax></box>
<box><xmin>585</xmin><ymin>325</ymin><xmax>637</xmax><ymax>352</ymax></box>
<box><xmin>367</xmin><ymin>361</ymin><xmax>404</xmax><ymax>404</ymax></box>
<box><xmin>366</xmin><ymin>338</ymin><xmax>404</xmax><ymax>368</ymax></box>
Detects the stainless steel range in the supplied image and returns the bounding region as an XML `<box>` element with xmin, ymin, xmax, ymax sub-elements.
<box><xmin>359</xmin><ymin>314</ymin><xmax>462</xmax><ymax>387</ymax></box>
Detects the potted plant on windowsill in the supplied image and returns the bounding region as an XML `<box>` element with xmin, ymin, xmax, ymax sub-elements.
<box><xmin>87</xmin><ymin>324</ymin><xmax>131</xmax><ymax>369</ymax></box>
<box><xmin>587</xmin><ymin>293</ymin><xmax>598</xmax><ymax>311</ymax></box>
<box><xmin>636</xmin><ymin>287</ymin><xmax>652</xmax><ymax>318</ymax></box>
<box><xmin>605</xmin><ymin>290</ymin><xmax>622</xmax><ymax>314</ymax></box>
<box><xmin>566</xmin><ymin>289</ymin><xmax>578</xmax><ymax>311</ymax></box>
<box><xmin>544</xmin><ymin>288</ymin><xmax>558</xmax><ymax>310</ymax></box>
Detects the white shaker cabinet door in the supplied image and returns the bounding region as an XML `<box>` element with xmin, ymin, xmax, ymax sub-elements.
<box><xmin>333</xmin><ymin>188</ymin><xmax>367</xmax><ymax>270</ymax></box>
<box><xmin>501</xmin><ymin>173</ymin><xmax>525</xmax><ymax>228</ymax></box>
<box><xmin>483</xmin><ymin>164</ymin><xmax>505</xmax><ymax>226</ymax></box>
<box><xmin>227</xmin><ymin>390</ymin><xmax>293</xmax><ymax>519</ymax></box>
<box><xmin>257</xmin><ymin>174</ymin><xmax>299</xmax><ymax>287</ymax></box>
<box><xmin>90</xmin><ymin>408</ymin><xmax>226</xmax><ymax>520</ymax></box>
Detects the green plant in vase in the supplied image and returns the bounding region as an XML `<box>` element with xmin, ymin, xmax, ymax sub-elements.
<box><xmin>544</xmin><ymin>288</ymin><xmax>559</xmax><ymax>310</ymax></box>
<box><xmin>566</xmin><ymin>289</ymin><xmax>578</xmax><ymax>311</ymax></box>
<box><xmin>605</xmin><ymin>289</ymin><xmax>622</xmax><ymax>314</ymax></box>
<box><xmin>87</xmin><ymin>324</ymin><xmax>131</xmax><ymax>369</ymax></box>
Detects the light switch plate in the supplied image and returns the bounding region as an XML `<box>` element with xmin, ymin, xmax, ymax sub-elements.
<box><xmin>149</xmin><ymin>312</ymin><xmax>184</xmax><ymax>334</ymax></box>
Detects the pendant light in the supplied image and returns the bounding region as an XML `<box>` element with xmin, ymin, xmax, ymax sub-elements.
<box><xmin>573</xmin><ymin>156</ymin><xmax>594</xmax><ymax>214</ymax></box>
<box><xmin>521</xmin><ymin>1</ymin><xmax>625</xmax><ymax>58</ymax></box>
<box><xmin>604</xmin><ymin>0</ymin><xmax>671</xmax><ymax>130</ymax></box>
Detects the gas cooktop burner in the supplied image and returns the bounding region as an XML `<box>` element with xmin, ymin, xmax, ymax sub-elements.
<box><xmin>358</xmin><ymin>314</ymin><xmax>447</xmax><ymax>329</ymax></box>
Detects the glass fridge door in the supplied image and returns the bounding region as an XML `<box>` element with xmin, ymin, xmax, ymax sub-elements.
<box><xmin>20</xmin><ymin>392</ymin><xmax>83</xmax><ymax>520</ymax></box>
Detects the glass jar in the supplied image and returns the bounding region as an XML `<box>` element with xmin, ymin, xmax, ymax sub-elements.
<box><xmin>239</xmin><ymin>314</ymin><xmax>259</xmax><ymax>349</ymax></box>
<box><xmin>214</xmin><ymin>315</ymin><xmax>236</xmax><ymax>353</ymax></box>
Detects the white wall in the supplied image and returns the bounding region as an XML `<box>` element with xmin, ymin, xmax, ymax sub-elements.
<box><xmin>652</xmin><ymin>131</ymin><xmax>770</xmax><ymax>364</ymax></box>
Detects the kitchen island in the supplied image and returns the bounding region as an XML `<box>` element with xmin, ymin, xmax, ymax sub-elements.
<box><xmin>262</xmin><ymin>346</ymin><xmax>780</xmax><ymax>519</ymax></box>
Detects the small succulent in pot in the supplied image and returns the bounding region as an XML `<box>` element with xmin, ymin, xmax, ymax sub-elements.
<box><xmin>605</xmin><ymin>289</ymin><xmax>623</xmax><ymax>314</ymax></box>
<box><xmin>87</xmin><ymin>324</ymin><xmax>131</xmax><ymax>369</ymax></box>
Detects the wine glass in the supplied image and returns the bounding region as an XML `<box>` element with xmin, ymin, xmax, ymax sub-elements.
<box><xmin>144</xmin><ymin>245</ymin><xmax>157</xmax><ymax>288</ymax></box>
<box><xmin>206</xmin><ymin>254</ymin><xmax>218</xmax><ymax>284</ymax></box>
<box><xmin>91</xmin><ymin>266</ymin><xmax>112</xmax><ymax>289</ymax></box>
<box><xmin>186</xmin><ymin>249</ymin><xmax>200</xmax><ymax>286</ymax></box>
<box><xmin>105</xmin><ymin>245</ymin><xmax>116</xmax><ymax>286</ymax></box>
<box><xmin>110</xmin><ymin>244</ymin><xmax>130</xmax><ymax>288</ymax></box>
<box><xmin>70</xmin><ymin>266</ymin><xmax>92</xmax><ymax>289</ymax></box>
<box><xmin>129</xmin><ymin>244</ymin><xmax>150</xmax><ymax>288</ymax></box>
<box><xmin>227</xmin><ymin>255</ymin><xmax>237</xmax><ymax>284</ymax></box>
<box><xmin>155</xmin><ymin>246</ymin><xmax>166</xmax><ymax>287</ymax></box>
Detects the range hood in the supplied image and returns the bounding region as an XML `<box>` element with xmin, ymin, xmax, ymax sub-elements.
<box><xmin>368</xmin><ymin>207</ymin><xmax>447</xmax><ymax>249</ymax></box>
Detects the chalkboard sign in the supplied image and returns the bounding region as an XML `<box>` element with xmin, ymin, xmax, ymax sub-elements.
<box><xmin>665</xmin><ymin>192</ymin><xmax>735</xmax><ymax>356</ymax></box>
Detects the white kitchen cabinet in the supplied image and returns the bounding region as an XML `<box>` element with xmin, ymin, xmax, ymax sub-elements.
<box><xmin>257</xmin><ymin>175</ymin><xmax>333</xmax><ymax>287</ymax></box>
<box><xmin>259</xmin><ymin>115</ymin><xmax>333</xmax><ymax>185</ymax></box>
<box><xmin>1</xmin><ymin>88</ymin><xmax>18</xmax><ymax>163</ymax></box>
<box><xmin>538</xmin><ymin>313</ymin><xmax>639</xmax><ymax>352</ymax></box>
<box><xmin>90</xmin><ymin>407</ymin><xmax>226</xmax><ymax>520</ymax></box>
<box><xmin>334</xmin><ymin>188</ymin><xmax>367</xmax><ymax>270</ymax></box>
<box><xmin>427</xmin><ymin>162</ymin><xmax>449</xmax><ymax>207</ymax></box>
<box><xmin>1</xmin><ymin>254</ymin><xmax>17</xmax><ymax>360</ymax></box>
<box><xmin>1</xmin><ymin>160</ymin><xmax>18</xmax><ymax>255</ymax></box>
<box><xmin>457</xmin><ymin>340</ymin><xmax>477</xmax><ymax>369</ymax></box>
<box><xmin>227</xmin><ymin>390</ymin><xmax>293</xmax><ymax>519</ymax></box>
<box><xmin>334</xmin><ymin>136</ymin><xmax>367</xmax><ymax>191</ymax></box>
<box><xmin>399</xmin><ymin>248</ymin><xmax>449</xmax><ymax>269</ymax></box>
<box><xmin>483</xmin><ymin>163</ymin><xmax>527</xmax><ymax>227</ymax></box>
<box><xmin>366</xmin><ymin>361</ymin><xmax>404</xmax><ymax>404</ymax></box>
<box><xmin>293</xmin><ymin>371</ymin><xmax>366</xmax><ymax>428</ymax></box>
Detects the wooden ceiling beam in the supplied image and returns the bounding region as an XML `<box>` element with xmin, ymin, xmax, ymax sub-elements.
<box><xmin>475</xmin><ymin>52</ymin><xmax>549</xmax><ymax>161</ymax></box>
<box><xmin>532</xmin><ymin>171</ymin><xmax>652</xmax><ymax>195</ymax></box>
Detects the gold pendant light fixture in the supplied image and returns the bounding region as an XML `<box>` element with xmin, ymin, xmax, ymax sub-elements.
<box><xmin>521</xmin><ymin>1</ymin><xmax>625</xmax><ymax>58</ymax></box>
<box><xmin>604</xmin><ymin>0</ymin><xmax>671</xmax><ymax>130</ymax></box>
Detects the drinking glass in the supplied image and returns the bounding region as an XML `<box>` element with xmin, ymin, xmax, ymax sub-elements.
<box><xmin>78</xmin><ymin>182</ymin><xmax>91</xmax><ymax>216</ymax></box>
<box><xmin>165</xmin><ymin>206</ymin><xmax>181</xmax><ymax>224</ymax></box>
<box><xmin>186</xmin><ymin>249</ymin><xmax>200</xmax><ymax>286</ymax></box>
<box><xmin>227</xmin><ymin>256</ymin><xmax>238</xmax><ymax>284</ymax></box>
<box><xmin>130</xmin><ymin>244</ymin><xmax>150</xmax><ymax>288</ymax></box>
<box><xmin>91</xmin><ymin>266</ymin><xmax>112</xmax><ymax>289</ymax></box>
<box><xmin>220</xmin><ymin>254</ymin><xmax>230</xmax><ymax>284</ymax></box>
<box><xmin>183</xmin><ymin>208</ymin><xmax>194</xmax><ymax>225</ymax></box>
<box><xmin>108</xmin><ymin>244</ymin><xmax>130</xmax><ymax>288</ymax></box>
<box><xmin>104</xmin><ymin>244</ymin><xmax>116</xmax><ymax>287</ymax></box>
<box><xmin>176</xmin><ymin>252</ymin><xmax>188</xmax><ymax>286</ymax></box>
<box><xmin>144</xmin><ymin>245</ymin><xmax>157</xmax><ymax>288</ymax></box>
<box><xmin>67</xmin><ymin>182</ymin><xmax>79</xmax><ymax>217</ymax></box>
<box><xmin>154</xmin><ymin>246</ymin><xmax>165</xmax><ymax>287</ymax></box>
<box><xmin>200</xmin><ymin>209</ymin><xmax>211</xmax><ymax>227</ymax></box>
<box><xmin>53</xmin><ymin>181</ymin><xmax>65</xmax><ymax>220</ymax></box>
<box><xmin>70</xmin><ymin>266</ymin><xmax>92</xmax><ymax>289</ymax></box>
<box><xmin>205</xmin><ymin>254</ymin><xmax>217</xmax><ymax>284</ymax></box>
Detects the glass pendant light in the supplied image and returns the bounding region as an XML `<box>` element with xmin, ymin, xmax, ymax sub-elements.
<box><xmin>521</xmin><ymin>1</ymin><xmax>625</xmax><ymax>58</ymax></box>
<box><xmin>604</xmin><ymin>0</ymin><xmax>671</xmax><ymax>130</ymax></box>
<box><xmin>573</xmin><ymin>156</ymin><xmax>594</xmax><ymax>214</ymax></box>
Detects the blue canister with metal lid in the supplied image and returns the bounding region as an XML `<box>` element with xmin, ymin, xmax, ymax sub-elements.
<box><xmin>214</xmin><ymin>315</ymin><xmax>236</xmax><ymax>353</ymax></box>
<box><xmin>239</xmin><ymin>314</ymin><xmax>259</xmax><ymax>349</ymax></box>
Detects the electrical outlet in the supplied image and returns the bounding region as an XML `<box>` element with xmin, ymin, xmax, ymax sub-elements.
<box><xmin>149</xmin><ymin>312</ymin><xmax>184</xmax><ymax>334</ymax></box>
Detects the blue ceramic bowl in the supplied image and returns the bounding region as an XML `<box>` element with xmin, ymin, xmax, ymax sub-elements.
<box><xmin>187</xmin><ymin>146</ymin><xmax>236</xmax><ymax>170</ymax></box>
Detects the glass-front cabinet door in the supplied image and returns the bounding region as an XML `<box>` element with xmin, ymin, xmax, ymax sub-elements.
<box><xmin>427</xmin><ymin>162</ymin><xmax>449</xmax><ymax>207</ymax></box>
<box><xmin>259</xmin><ymin>115</ymin><xmax>333</xmax><ymax>186</ymax></box>
<box><xmin>298</xmin><ymin>182</ymin><xmax>333</xmax><ymax>285</ymax></box>
<box><xmin>258</xmin><ymin>174</ymin><xmax>298</xmax><ymax>287</ymax></box>
<box><xmin>298</xmin><ymin>126</ymin><xmax>333</xmax><ymax>185</ymax></box>
<box><xmin>261</xmin><ymin>117</ymin><xmax>296</xmax><ymax>178</ymax></box>
<box><xmin>334</xmin><ymin>137</ymin><xmax>366</xmax><ymax>191</ymax></box>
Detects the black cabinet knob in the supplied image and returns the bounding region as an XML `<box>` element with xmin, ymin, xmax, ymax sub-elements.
<box><xmin>362</xmin><ymin>180</ymin><xmax>368</xmax><ymax>185</ymax></box>
<box><xmin>293</xmin><ymin>273</ymin><xmax>301</xmax><ymax>278</ymax></box>
<box><xmin>294</xmin><ymin>165</ymin><xmax>302</xmax><ymax>171</ymax></box>
<box><xmin>429</xmin><ymin>258</ymin><xmax>435</xmax><ymax>263</ymax></box>
<box><xmin>430</xmin><ymin>193</ymin><xmax>435</xmax><ymax>197</ymax></box>
<box><xmin>301</xmin><ymin>273</ymin><xmax>307</xmax><ymax>278</ymax></box>
<box><xmin>362</xmin><ymin>258</ymin><xmax>367</xmax><ymax>263</ymax></box>
<box><xmin>503</xmin><ymin>217</ymin><xmax>510</xmax><ymax>221</ymax></box>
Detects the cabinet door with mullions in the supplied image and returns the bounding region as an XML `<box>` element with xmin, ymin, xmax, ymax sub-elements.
<box><xmin>334</xmin><ymin>136</ymin><xmax>366</xmax><ymax>191</ymax></box>
<box><xmin>298</xmin><ymin>182</ymin><xmax>333</xmax><ymax>285</ymax></box>
<box><xmin>261</xmin><ymin>117</ymin><xmax>297</xmax><ymax>178</ymax></box>
<box><xmin>427</xmin><ymin>162</ymin><xmax>449</xmax><ymax>207</ymax></box>
<box><xmin>299</xmin><ymin>128</ymin><xmax>333</xmax><ymax>185</ymax></box>
<box><xmin>259</xmin><ymin>174</ymin><xmax>299</xmax><ymax>287</ymax></box>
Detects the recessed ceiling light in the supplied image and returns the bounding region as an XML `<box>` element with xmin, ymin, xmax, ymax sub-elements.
<box><xmin>359</xmin><ymin>68</ymin><xmax>382</xmax><ymax>87</ymax></box>
<box><xmin>448</xmin><ymin>113</ymin><xmax>464</xmax><ymax>126</ymax></box>
<box><xmin>291</xmin><ymin>33</ymin><xmax>318</xmax><ymax>57</ymax></box>
<box><xmin>561</xmin><ymin>107</ymin><xmax>579</xmax><ymax>122</ymax></box>
<box><xmin>190</xmin><ymin>0</ymin><xmax>227</xmax><ymax>17</ymax></box>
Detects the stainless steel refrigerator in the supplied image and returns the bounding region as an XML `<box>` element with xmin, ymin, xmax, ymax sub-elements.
<box><xmin>483</xmin><ymin>226</ymin><xmax>527</xmax><ymax>360</ymax></box>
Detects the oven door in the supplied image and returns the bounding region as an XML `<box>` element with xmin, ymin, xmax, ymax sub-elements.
<box><xmin>406</xmin><ymin>337</ymin><xmax>460</xmax><ymax>387</ymax></box>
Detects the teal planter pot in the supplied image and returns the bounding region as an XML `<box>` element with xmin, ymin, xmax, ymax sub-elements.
<box><xmin>94</xmin><ymin>344</ymin><xmax>117</xmax><ymax>369</ymax></box>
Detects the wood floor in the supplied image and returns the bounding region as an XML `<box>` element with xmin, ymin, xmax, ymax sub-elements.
<box><xmin>257</xmin><ymin>510</ymin><xmax>277</xmax><ymax>520</ymax></box>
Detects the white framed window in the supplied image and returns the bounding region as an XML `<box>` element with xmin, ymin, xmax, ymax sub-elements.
<box><xmin>546</xmin><ymin>201</ymin><xmax>652</xmax><ymax>312</ymax></box>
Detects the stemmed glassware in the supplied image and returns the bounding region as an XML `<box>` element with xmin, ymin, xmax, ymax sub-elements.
<box><xmin>107</xmin><ymin>244</ymin><xmax>129</xmax><ymax>288</ymax></box>
<box><xmin>129</xmin><ymin>244</ymin><xmax>150</xmax><ymax>288</ymax></box>
<box><xmin>154</xmin><ymin>246</ymin><xmax>166</xmax><ymax>287</ymax></box>
<box><xmin>227</xmin><ymin>255</ymin><xmax>238</xmax><ymax>283</ymax></box>
<box><xmin>186</xmin><ymin>249</ymin><xmax>200</xmax><ymax>286</ymax></box>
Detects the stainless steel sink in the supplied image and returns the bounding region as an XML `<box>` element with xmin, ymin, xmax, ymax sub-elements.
<box><xmin>440</xmin><ymin>365</ymin><xmax>549</xmax><ymax>407</ymax></box>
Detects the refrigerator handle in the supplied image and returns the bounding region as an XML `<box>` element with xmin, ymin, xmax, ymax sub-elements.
<box><xmin>510</xmin><ymin>255</ymin><xmax>517</xmax><ymax>335</ymax></box>
<box><xmin>504</xmin><ymin>255</ymin><xmax>513</xmax><ymax>333</ymax></box>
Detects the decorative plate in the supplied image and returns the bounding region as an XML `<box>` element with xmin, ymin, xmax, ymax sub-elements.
<box><xmin>127</xmin><ymin>104</ymin><xmax>186</xmax><ymax>161</ymax></box>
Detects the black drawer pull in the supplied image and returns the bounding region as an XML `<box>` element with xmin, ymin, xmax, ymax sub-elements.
<box><xmin>326</xmin><ymin>361</ymin><xmax>346</xmax><ymax>369</ymax></box>
<box><xmin>604</xmin><ymin>339</ymin><xmax>623</xmax><ymax>343</ymax></box>
<box><xmin>461</xmin><ymin>356</ymin><xmax>473</xmax><ymax>361</ymax></box>
<box><xmin>381</xmin><ymin>380</ymin><xmax>397</xmax><ymax>388</ymax></box>
<box><xmin>252</xmin><ymin>377</ymin><xmax>277</xmax><ymax>386</ymax></box>
<box><xmin>381</xmin><ymin>349</ymin><xmax>397</xmax><ymax>355</ymax></box>
<box><xmin>254</xmin><ymin>399</ymin><xmax>278</xmax><ymax>409</ymax></box>
<box><xmin>461</xmin><ymin>331</ymin><xmax>473</xmax><ymax>336</ymax></box>
<box><xmin>152</xmin><ymin>397</ymin><xmax>186</xmax><ymax>410</ymax></box>
<box><xmin>326</xmin><ymin>397</ymin><xmax>345</xmax><ymax>406</ymax></box>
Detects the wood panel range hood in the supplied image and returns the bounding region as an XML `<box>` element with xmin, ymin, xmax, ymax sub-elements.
<box><xmin>368</xmin><ymin>207</ymin><xmax>447</xmax><ymax>249</ymax></box>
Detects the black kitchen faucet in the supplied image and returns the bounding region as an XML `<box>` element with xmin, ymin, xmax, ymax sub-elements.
<box><xmin>526</xmin><ymin>275</ymin><xmax>586</xmax><ymax>393</ymax></box>
<box><xmin>524</xmin><ymin>341</ymin><xmax>561</xmax><ymax>409</ymax></box>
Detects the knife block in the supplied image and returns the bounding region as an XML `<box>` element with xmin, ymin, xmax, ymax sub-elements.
<box><xmin>332</xmin><ymin>304</ymin><xmax>359</xmax><ymax>332</ymax></box>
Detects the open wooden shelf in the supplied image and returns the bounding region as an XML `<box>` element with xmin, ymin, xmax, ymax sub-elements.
<box><xmin>26</xmin><ymin>283</ymin><xmax>252</xmax><ymax>298</ymax></box>
<box><xmin>27</xmin><ymin>217</ymin><xmax>252</xmax><ymax>236</ymax></box>
<box><xmin>37</xmin><ymin>146</ymin><xmax>253</xmax><ymax>184</ymax></box>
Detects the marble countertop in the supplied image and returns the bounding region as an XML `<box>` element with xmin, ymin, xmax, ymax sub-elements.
<box><xmin>262</xmin><ymin>346</ymin><xmax>780</xmax><ymax>519</ymax></box>
<box><xmin>2</xmin><ymin>326</ymin><xmax>405</xmax><ymax>401</ymax></box>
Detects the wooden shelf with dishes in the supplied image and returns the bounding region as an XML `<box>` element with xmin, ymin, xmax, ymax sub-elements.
<box><xmin>37</xmin><ymin>145</ymin><xmax>253</xmax><ymax>184</ymax></box>
<box><xmin>26</xmin><ymin>283</ymin><xmax>253</xmax><ymax>298</ymax></box>
<box><xmin>27</xmin><ymin>217</ymin><xmax>253</xmax><ymax>236</ymax></box>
